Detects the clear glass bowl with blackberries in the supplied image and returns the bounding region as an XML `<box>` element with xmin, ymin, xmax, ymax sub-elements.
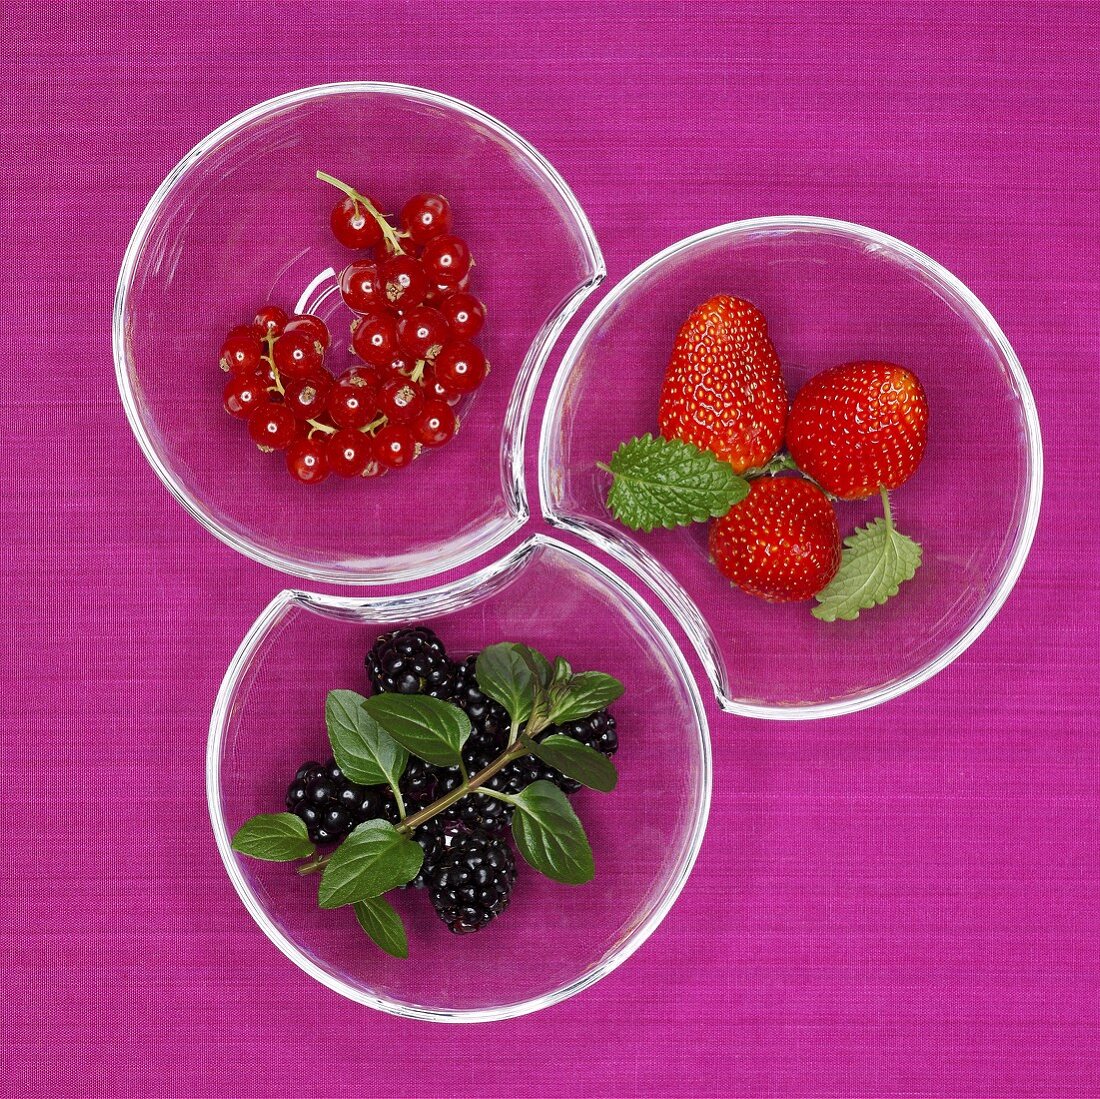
<box><xmin>115</xmin><ymin>82</ymin><xmax>603</xmax><ymax>584</ymax></box>
<box><xmin>540</xmin><ymin>218</ymin><xmax>1042</xmax><ymax>718</ymax></box>
<box><xmin>208</xmin><ymin>536</ymin><xmax>710</xmax><ymax>1021</ymax></box>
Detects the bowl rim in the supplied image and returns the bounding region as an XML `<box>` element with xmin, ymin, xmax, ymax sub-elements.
<box><xmin>538</xmin><ymin>215</ymin><xmax>1044</xmax><ymax>720</ymax></box>
<box><xmin>206</xmin><ymin>532</ymin><xmax>713</xmax><ymax>1022</ymax></box>
<box><xmin>114</xmin><ymin>81</ymin><xmax>605</xmax><ymax>586</ymax></box>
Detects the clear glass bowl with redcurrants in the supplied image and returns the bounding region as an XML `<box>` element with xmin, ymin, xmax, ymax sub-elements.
<box><xmin>207</xmin><ymin>535</ymin><xmax>710</xmax><ymax>1021</ymax></box>
<box><xmin>115</xmin><ymin>83</ymin><xmax>603</xmax><ymax>585</ymax></box>
<box><xmin>540</xmin><ymin>218</ymin><xmax>1043</xmax><ymax>719</ymax></box>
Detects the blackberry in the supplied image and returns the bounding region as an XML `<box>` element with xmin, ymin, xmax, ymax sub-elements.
<box><xmin>445</xmin><ymin>654</ymin><xmax>510</xmax><ymax>756</ymax></box>
<box><xmin>286</xmin><ymin>758</ymin><xmax>398</xmax><ymax>844</ymax></box>
<box><xmin>366</xmin><ymin>626</ymin><xmax>456</xmax><ymax>697</ymax></box>
<box><xmin>426</xmin><ymin>827</ymin><xmax>517</xmax><ymax>933</ymax></box>
<box><xmin>399</xmin><ymin>755</ymin><xmax>443</xmax><ymax>809</ymax></box>
<box><xmin>406</xmin><ymin>824</ymin><xmax>443</xmax><ymax>889</ymax></box>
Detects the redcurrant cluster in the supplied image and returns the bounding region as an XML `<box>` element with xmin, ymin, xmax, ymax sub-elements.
<box><xmin>216</xmin><ymin>173</ymin><xmax>487</xmax><ymax>485</ymax></box>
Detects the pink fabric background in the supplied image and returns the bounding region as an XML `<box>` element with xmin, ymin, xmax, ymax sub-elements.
<box><xmin>4</xmin><ymin>2</ymin><xmax>1098</xmax><ymax>1096</ymax></box>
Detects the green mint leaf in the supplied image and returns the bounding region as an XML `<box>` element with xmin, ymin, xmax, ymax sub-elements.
<box><xmin>353</xmin><ymin>896</ymin><xmax>409</xmax><ymax>959</ymax></box>
<box><xmin>525</xmin><ymin>734</ymin><xmax>618</xmax><ymax>793</ymax></box>
<box><xmin>512</xmin><ymin>643</ymin><xmax>553</xmax><ymax>688</ymax></box>
<box><xmin>510</xmin><ymin>781</ymin><xmax>595</xmax><ymax>884</ymax></box>
<box><xmin>475</xmin><ymin>643</ymin><xmax>540</xmax><ymax>725</ymax></box>
<box><xmin>551</xmin><ymin>657</ymin><xmax>572</xmax><ymax>685</ymax></box>
<box><xmin>546</xmin><ymin>671</ymin><xmax>624</xmax><ymax>725</ymax></box>
<box><xmin>361</xmin><ymin>693</ymin><xmax>470</xmax><ymax>768</ymax></box>
<box><xmin>325</xmin><ymin>690</ymin><xmax>407</xmax><ymax>787</ymax></box>
<box><xmin>813</xmin><ymin>517</ymin><xmax>922</xmax><ymax>622</ymax></box>
<box><xmin>231</xmin><ymin>813</ymin><xmax>315</xmax><ymax>862</ymax></box>
<box><xmin>602</xmin><ymin>433</ymin><xmax>750</xmax><ymax>532</ymax></box>
<box><xmin>318</xmin><ymin>820</ymin><xmax>424</xmax><ymax>908</ymax></box>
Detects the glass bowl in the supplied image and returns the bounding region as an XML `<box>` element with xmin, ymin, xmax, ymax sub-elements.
<box><xmin>540</xmin><ymin>218</ymin><xmax>1042</xmax><ymax>718</ymax></box>
<box><xmin>114</xmin><ymin>83</ymin><xmax>603</xmax><ymax>584</ymax></box>
<box><xmin>207</xmin><ymin>535</ymin><xmax>710</xmax><ymax>1021</ymax></box>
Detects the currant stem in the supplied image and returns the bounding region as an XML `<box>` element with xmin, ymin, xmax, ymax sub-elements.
<box><xmin>316</xmin><ymin>170</ymin><xmax>405</xmax><ymax>256</ymax></box>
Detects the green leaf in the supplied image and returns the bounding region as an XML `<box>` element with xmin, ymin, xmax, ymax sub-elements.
<box><xmin>601</xmin><ymin>434</ymin><xmax>750</xmax><ymax>532</ymax></box>
<box><xmin>475</xmin><ymin>643</ymin><xmax>539</xmax><ymax>724</ymax></box>
<box><xmin>813</xmin><ymin>516</ymin><xmax>922</xmax><ymax>622</ymax></box>
<box><xmin>551</xmin><ymin>657</ymin><xmax>572</xmax><ymax>685</ymax></box>
<box><xmin>525</xmin><ymin>734</ymin><xmax>618</xmax><ymax>793</ymax></box>
<box><xmin>325</xmin><ymin>689</ymin><xmax>407</xmax><ymax>787</ymax></box>
<box><xmin>361</xmin><ymin>693</ymin><xmax>470</xmax><ymax>768</ymax></box>
<box><xmin>512</xmin><ymin>643</ymin><xmax>553</xmax><ymax>688</ymax></box>
<box><xmin>510</xmin><ymin>781</ymin><xmax>595</xmax><ymax>884</ymax></box>
<box><xmin>546</xmin><ymin>671</ymin><xmax>624</xmax><ymax>724</ymax></box>
<box><xmin>353</xmin><ymin>896</ymin><xmax>409</xmax><ymax>959</ymax></box>
<box><xmin>318</xmin><ymin>820</ymin><xmax>424</xmax><ymax>908</ymax></box>
<box><xmin>231</xmin><ymin>813</ymin><xmax>315</xmax><ymax>862</ymax></box>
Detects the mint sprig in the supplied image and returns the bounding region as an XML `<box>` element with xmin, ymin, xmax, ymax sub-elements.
<box><xmin>231</xmin><ymin>813</ymin><xmax>316</xmax><ymax>862</ymax></box>
<box><xmin>813</xmin><ymin>489</ymin><xmax>922</xmax><ymax>621</ymax></box>
<box><xmin>361</xmin><ymin>693</ymin><xmax>471</xmax><ymax>768</ymax></box>
<box><xmin>232</xmin><ymin>641</ymin><xmax>624</xmax><ymax>957</ymax></box>
<box><xmin>599</xmin><ymin>433</ymin><xmax>749</xmax><ymax>532</ymax></box>
<box><xmin>524</xmin><ymin>733</ymin><xmax>618</xmax><ymax>792</ymax></box>
<box><xmin>353</xmin><ymin>896</ymin><xmax>409</xmax><ymax>959</ymax></box>
<box><xmin>326</xmin><ymin>689</ymin><xmax>407</xmax><ymax>789</ymax></box>
<box><xmin>510</xmin><ymin>781</ymin><xmax>595</xmax><ymax>884</ymax></box>
<box><xmin>475</xmin><ymin>643</ymin><xmax>540</xmax><ymax>725</ymax></box>
<box><xmin>317</xmin><ymin>820</ymin><xmax>424</xmax><ymax>908</ymax></box>
<box><xmin>545</xmin><ymin>671</ymin><xmax>623</xmax><ymax>725</ymax></box>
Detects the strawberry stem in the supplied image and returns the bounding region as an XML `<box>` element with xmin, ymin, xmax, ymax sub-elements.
<box><xmin>880</xmin><ymin>485</ymin><xmax>894</xmax><ymax>532</ymax></box>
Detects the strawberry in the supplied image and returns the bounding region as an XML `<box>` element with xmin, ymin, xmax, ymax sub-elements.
<box><xmin>786</xmin><ymin>361</ymin><xmax>928</xmax><ymax>500</ymax></box>
<box><xmin>657</xmin><ymin>295</ymin><xmax>788</xmax><ymax>474</ymax></box>
<box><xmin>708</xmin><ymin>477</ymin><xmax>841</xmax><ymax>602</ymax></box>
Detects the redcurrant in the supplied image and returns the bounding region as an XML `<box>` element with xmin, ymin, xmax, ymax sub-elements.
<box><xmin>434</xmin><ymin>341</ymin><xmax>487</xmax><ymax>393</ymax></box>
<box><xmin>327</xmin><ymin>370</ymin><xmax>378</xmax><ymax>429</ymax></box>
<box><xmin>286</xmin><ymin>436</ymin><xmax>330</xmax><ymax>484</ymax></box>
<box><xmin>374</xmin><ymin>423</ymin><xmax>418</xmax><ymax>468</ymax></box>
<box><xmin>420</xmin><ymin>235</ymin><xmax>471</xmax><ymax>284</ymax></box>
<box><xmin>247</xmin><ymin>403</ymin><xmax>296</xmax><ymax>450</ymax></box>
<box><xmin>273</xmin><ymin>330</ymin><xmax>325</xmax><ymax>379</ymax></box>
<box><xmin>223</xmin><ymin>374</ymin><xmax>269</xmax><ymax>419</ymax></box>
<box><xmin>344</xmin><ymin>363</ymin><xmax>384</xmax><ymax>388</ymax></box>
<box><xmin>379</xmin><ymin>254</ymin><xmax>430</xmax><ymax>310</ymax></box>
<box><xmin>330</xmin><ymin>195</ymin><xmax>384</xmax><ymax>250</ymax></box>
<box><xmin>283</xmin><ymin>375</ymin><xmax>332</xmax><ymax>420</ymax></box>
<box><xmin>339</xmin><ymin>261</ymin><xmax>385</xmax><ymax>314</ymax></box>
<box><xmin>440</xmin><ymin>292</ymin><xmax>486</xmax><ymax>340</ymax></box>
<box><xmin>377</xmin><ymin>378</ymin><xmax>425</xmax><ymax>424</ymax></box>
<box><xmin>414</xmin><ymin>399</ymin><xmax>457</xmax><ymax>447</ymax></box>
<box><xmin>424</xmin><ymin>367</ymin><xmax>462</xmax><ymax>406</ymax></box>
<box><xmin>284</xmin><ymin>314</ymin><xmax>331</xmax><ymax>350</ymax></box>
<box><xmin>424</xmin><ymin>271</ymin><xmax>470</xmax><ymax>305</ymax></box>
<box><xmin>380</xmin><ymin>354</ymin><xmax>414</xmax><ymax>381</ymax></box>
<box><xmin>220</xmin><ymin>329</ymin><xmax>264</xmax><ymax>374</ymax></box>
<box><xmin>396</xmin><ymin>306</ymin><xmax>450</xmax><ymax>360</ymax></box>
<box><xmin>351</xmin><ymin>310</ymin><xmax>401</xmax><ymax>366</ymax></box>
<box><xmin>326</xmin><ymin>428</ymin><xmax>375</xmax><ymax>478</ymax></box>
<box><xmin>399</xmin><ymin>193</ymin><xmax>452</xmax><ymax>244</ymax></box>
<box><xmin>254</xmin><ymin>305</ymin><xmax>289</xmax><ymax>337</ymax></box>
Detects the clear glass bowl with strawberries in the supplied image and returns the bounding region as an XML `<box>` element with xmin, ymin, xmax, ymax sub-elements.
<box><xmin>540</xmin><ymin>217</ymin><xmax>1042</xmax><ymax>718</ymax></box>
